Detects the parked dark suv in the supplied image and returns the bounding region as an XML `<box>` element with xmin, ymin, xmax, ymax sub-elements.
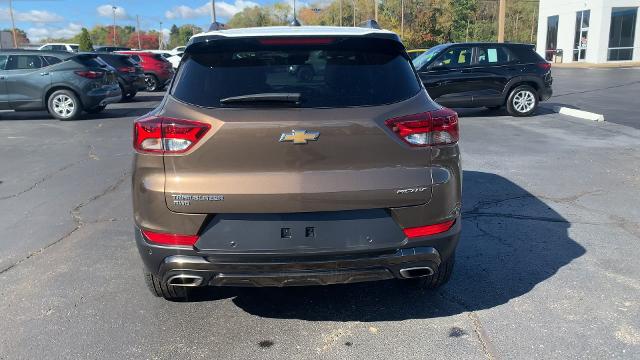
<box><xmin>413</xmin><ymin>43</ymin><xmax>553</xmax><ymax>116</ymax></box>
<box><xmin>95</xmin><ymin>53</ymin><xmax>146</xmax><ymax>101</ymax></box>
<box><xmin>0</xmin><ymin>50</ymin><xmax>121</xmax><ymax>120</ymax></box>
<box><xmin>132</xmin><ymin>27</ymin><xmax>462</xmax><ymax>300</ymax></box>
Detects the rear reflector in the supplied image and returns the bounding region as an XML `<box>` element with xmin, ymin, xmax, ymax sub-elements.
<box><xmin>537</xmin><ymin>62</ymin><xmax>552</xmax><ymax>71</ymax></box>
<box><xmin>385</xmin><ymin>108</ymin><xmax>459</xmax><ymax>147</ymax></box>
<box><xmin>118</xmin><ymin>66</ymin><xmax>136</xmax><ymax>73</ymax></box>
<box><xmin>133</xmin><ymin>116</ymin><xmax>211</xmax><ymax>154</ymax></box>
<box><xmin>403</xmin><ymin>220</ymin><xmax>455</xmax><ymax>238</ymax></box>
<box><xmin>142</xmin><ymin>229</ymin><xmax>199</xmax><ymax>246</ymax></box>
<box><xmin>259</xmin><ymin>37</ymin><xmax>335</xmax><ymax>46</ymax></box>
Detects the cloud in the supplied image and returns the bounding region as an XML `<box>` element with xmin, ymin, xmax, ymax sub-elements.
<box><xmin>97</xmin><ymin>4</ymin><xmax>131</xmax><ymax>20</ymax></box>
<box><xmin>27</xmin><ymin>23</ymin><xmax>83</xmax><ymax>42</ymax></box>
<box><xmin>0</xmin><ymin>8</ymin><xmax>64</xmax><ymax>23</ymax></box>
<box><xmin>165</xmin><ymin>1</ymin><xmax>259</xmax><ymax>20</ymax></box>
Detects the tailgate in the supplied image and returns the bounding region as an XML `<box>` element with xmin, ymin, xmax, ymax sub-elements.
<box><xmin>162</xmin><ymin>96</ymin><xmax>434</xmax><ymax>213</ymax></box>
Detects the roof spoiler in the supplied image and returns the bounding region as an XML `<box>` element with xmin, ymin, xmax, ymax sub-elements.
<box><xmin>359</xmin><ymin>20</ymin><xmax>381</xmax><ymax>30</ymax></box>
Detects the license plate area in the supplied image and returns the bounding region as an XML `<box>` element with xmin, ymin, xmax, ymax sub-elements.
<box><xmin>195</xmin><ymin>209</ymin><xmax>406</xmax><ymax>254</ymax></box>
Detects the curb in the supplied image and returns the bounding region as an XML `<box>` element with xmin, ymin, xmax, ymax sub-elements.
<box><xmin>553</xmin><ymin>106</ymin><xmax>605</xmax><ymax>122</ymax></box>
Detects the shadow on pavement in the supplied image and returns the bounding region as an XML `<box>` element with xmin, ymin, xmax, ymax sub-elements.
<box><xmin>183</xmin><ymin>171</ymin><xmax>585</xmax><ymax>321</ymax></box>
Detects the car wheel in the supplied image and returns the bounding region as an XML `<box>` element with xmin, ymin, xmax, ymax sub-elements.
<box><xmin>506</xmin><ymin>85</ymin><xmax>538</xmax><ymax>117</ymax></box>
<box><xmin>143</xmin><ymin>268</ymin><xmax>190</xmax><ymax>301</ymax></box>
<box><xmin>144</xmin><ymin>74</ymin><xmax>159</xmax><ymax>92</ymax></box>
<box><xmin>85</xmin><ymin>105</ymin><xmax>106</xmax><ymax>114</ymax></box>
<box><xmin>404</xmin><ymin>253</ymin><xmax>455</xmax><ymax>290</ymax></box>
<box><xmin>48</xmin><ymin>89</ymin><xmax>82</xmax><ymax>121</ymax></box>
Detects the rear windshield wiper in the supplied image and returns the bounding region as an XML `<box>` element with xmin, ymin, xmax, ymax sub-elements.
<box><xmin>219</xmin><ymin>93</ymin><xmax>301</xmax><ymax>105</ymax></box>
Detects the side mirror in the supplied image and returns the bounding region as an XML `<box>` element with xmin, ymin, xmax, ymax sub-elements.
<box><xmin>427</xmin><ymin>63</ymin><xmax>448</xmax><ymax>71</ymax></box>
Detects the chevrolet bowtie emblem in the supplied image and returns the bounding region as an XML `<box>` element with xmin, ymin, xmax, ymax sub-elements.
<box><xmin>279</xmin><ymin>130</ymin><xmax>320</xmax><ymax>144</ymax></box>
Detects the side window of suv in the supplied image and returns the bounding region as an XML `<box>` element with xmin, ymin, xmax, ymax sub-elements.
<box><xmin>0</xmin><ymin>55</ymin><xmax>8</xmax><ymax>70</ymax></box>
<box><xmin>431</xmin><ymin>47</ymin><xmax>472</xmax><ymax>69</ymax></box>
<box><xmin>44</xmin><ymin>56</ymin><xmax>63</xmax><ymax>66</ymax></box>
<box><xmin>476</xmin><ymin>46</ymin><xmax>517</xmax><ymax>66</ymax></box>
<box><xmin>6</xmin><ymin>55</ymin><xmax>45</xmax><ymax>70</ymax></box>
<box><xmin>131</xmin><ymin>55</ymin><xmax>142</xmax><ymax>63</ymax></box>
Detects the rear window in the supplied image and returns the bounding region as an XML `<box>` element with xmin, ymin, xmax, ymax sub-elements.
<box><xmin>73</xmin><ymin>55</ymin><xmax>104</xmax><ymax>68</ymax></box>
<box><xmin>99</xmin><ymin>54</ymin><xmax>135</xmax><ymax>67</ymax></box>
<box><xmin>171</xmin><ymin>37</ymin><xmax>421</xmax><ymax>108</ymax></box>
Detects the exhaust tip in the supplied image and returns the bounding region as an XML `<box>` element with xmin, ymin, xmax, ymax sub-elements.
<box><xmin>399</xmin><ymin>267</ymin><xmax>434</xmax><ymax>279</ymax></box>
<box><xmin>167</xmin><ymin>274</ymin><xmax>204</xmax><ymax>287</ymax></box>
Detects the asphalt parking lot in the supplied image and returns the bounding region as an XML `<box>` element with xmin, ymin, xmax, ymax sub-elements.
<box><xmin>1</xmin><ymin>68</ymin><xmax>639</xmax><ymax>359</ymax></box>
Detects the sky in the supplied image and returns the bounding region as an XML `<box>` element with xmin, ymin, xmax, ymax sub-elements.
<box><xmin>0</xmin><ymin>0</ymin><xmax>294</xmax><ymax>43</ymax></box>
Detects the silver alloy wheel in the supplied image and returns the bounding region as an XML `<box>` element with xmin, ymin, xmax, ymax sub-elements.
<box><xmin>52</xmin><ymin>94</ymin><xmax>75</xmax><ymax>118</ymax></box>
<box><xmin>512</xmin><ymin>90</ymin><xmax>536</xmax><ymax>113</ymax></box>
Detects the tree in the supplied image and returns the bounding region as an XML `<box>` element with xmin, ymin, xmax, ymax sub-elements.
<box><xmin>78</xmin><ymin>28</ymin><xmax>93</xmax><ymax>51</ymax></box>
<box><xmin>227</xmin><ymin>6</ymin><xmax>274</xmax><ymax>28</ymax></box>
<box><xmin>126</xmin><ymin>32</ymin><xmax>159</xmax><ymax>50</ymax></box>
<box><xmin>169</xmin><ymin>25</ymin><xmax>180</xmax><ymax>48</ymax></box>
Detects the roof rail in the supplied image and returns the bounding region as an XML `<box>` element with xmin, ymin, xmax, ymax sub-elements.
<box><xmin>358</xmin><ymin>19</ymin><xmax>381</xmax><ymax>30</ymax></box>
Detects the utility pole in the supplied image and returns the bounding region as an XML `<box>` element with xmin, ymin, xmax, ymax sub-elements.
<box><xmin>136</xmin><ymin>15</ymin><xmax>142</xmax><ymax>49</ymax></box>
<box><xmin>9</xmin><ymin>0</ymin><xmax>18</xmax><ymax>48</ymax></box>
<box><xmin>401</xmin><ymin>0</ymin><xmax>404</xmax><ymax>39</ymax></box>
<box><xmin>159</xmin><ymin>21</ymin><xmax>163</xmax><ymax>49</ymax></box>
<box><xmin>374</xmin><ymin>0</ymin><xmax>378</xmax><ymax>22</ymax></box>
<box><xmin>112</xmin><ymin>6</ymin><xmax>117</xmax><ymax>45</ymax></box>
<box><xmin>353</xmin><ymin>0</ymin><xmax>356</xmax><ymax>27</ymax></box>
<box><xmin>211</xmin><ymin>0</ymin><xmax>217</xmax><ymax>24</ymax></box>
<box><xmin>498</xmin><ymin>0</ymin><xmax>506</xmax><ymax>42</ymax></box>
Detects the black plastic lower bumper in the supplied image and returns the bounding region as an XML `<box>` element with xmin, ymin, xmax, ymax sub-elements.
<box><xmin>157</xmin><ymin>246</ymin><xmax>441</xmax><ymax>287</ymax></box>
<box><xmin>134</xmin><ymin>218</ymin><xmax>460</xmax><ymax>287</ymax></box>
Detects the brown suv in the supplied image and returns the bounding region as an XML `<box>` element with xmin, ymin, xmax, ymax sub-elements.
<box><xmin>132</xmin><ymin>26</ymin><xmax>462</xmax><ymax>300</ymax></box>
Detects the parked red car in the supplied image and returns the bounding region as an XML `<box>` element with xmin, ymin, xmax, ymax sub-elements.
<box><xmin>116</xmin><ymin>51</ymin><xmax>174</xmax><ymax>92</ymax></box>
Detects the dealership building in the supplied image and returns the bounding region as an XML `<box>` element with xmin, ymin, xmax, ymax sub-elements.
<box><xmin>536</xmin><ymin>0</ymin><xmax>639</xmax><ymax>63</ymax></box>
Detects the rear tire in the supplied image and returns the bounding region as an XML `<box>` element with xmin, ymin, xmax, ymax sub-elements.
<box><xmin>143</xmin><ymin>269</ymin><xmax>190</xmax><ymax>300</ymax></box>
<box><xmin>144</xmin><ymin>74</ymin><xmax>159</xmax><ymax>92</ymax></box>
<box><xmin>406</xmin><ymin>253</ymin><xmax>455</xmax><ymax>290</ymax></box>
<box><xmin>48</xmin><ymin>89</ymin><xmax>82</xmax><ymax>121</ymax></box>
<box><xmin>506</xmin><ymin>85</ymin><xmax>538</xmax><ymax>117</ymax></box>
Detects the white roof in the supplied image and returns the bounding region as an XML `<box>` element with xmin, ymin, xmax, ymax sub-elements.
<box><xmin>192</xmin><ymin>26</ymin><xmax>396</xmax><ymax>40</ymax></box>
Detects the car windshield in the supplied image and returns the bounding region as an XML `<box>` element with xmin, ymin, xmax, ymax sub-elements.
<box><xmin>171</xmin><ymin>37</ymin><xmax>421</xmax><ymax>108</ymax></box>
<box><xmin>412</xmin><ymin>44</ymin><xmax>447</xmax><ymax>70</ymax></box>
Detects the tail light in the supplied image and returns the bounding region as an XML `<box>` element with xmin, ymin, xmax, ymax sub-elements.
<box><xmin>142</xmin><ymin>229</ymin><xmax>199</xmax><ymax>247</ymax></box>
<box><xmin>74</xmin><ymin>70</ymin><xmax>104</xmax><ymax>79</ymax></box>
<box><xmin>403</xmin><ymin>220</ymin><xmax>455</xmax><ymax>238</ymax></box>
<box><xmin>537</xmin><ymin>62</ymin><xmax>552</xmax><ymax>71</ymax></box>
<box><xmin>118</xmin><ymin>66</ymin><xmax>136</xmax><ymax>73</ymax></box>
<box><xmin>385</xmin><ymin>108</ymin><xmax>459</xmax><ymax>147</ymax></box>
<box><xmin>133</xmin><ymin>116</ymin><xmax>211</xmax><ymax>154</ymax></box>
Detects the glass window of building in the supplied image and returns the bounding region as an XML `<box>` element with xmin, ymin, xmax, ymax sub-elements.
<box><xmin>608</xmin><ymin>7</ymin><xmax>638</xmax><ymax>61</ymax></box>
<box><xmin>545</xmin><ymin>16</ymin><xmax>559</xmax><ymax>61</ymax></box>
<box><xmin>573</xmin><ymin>10</ymin><xmax>591</xmax><ymax>61</ymax></box>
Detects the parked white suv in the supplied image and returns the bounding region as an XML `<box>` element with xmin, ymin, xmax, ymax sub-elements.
<box><xmin>38</xmin><ymin>43</ymin><xmax>79</xmax><ymax>52</ymax></box>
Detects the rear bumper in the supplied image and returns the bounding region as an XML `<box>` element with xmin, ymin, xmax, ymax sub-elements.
<box><xmin>539</xmin><ymin>86</ymin><xmax>553</xmax><ymax>101</ymax></box>
<box><xmin>82</xmin><ymin>84</ymin><xmax>122</xmax><ymax>109</ymax></box>
<box><xmin>134</xmin><ymin>217</ymin><xmax>461</xmax><ymax>287</ymax></box>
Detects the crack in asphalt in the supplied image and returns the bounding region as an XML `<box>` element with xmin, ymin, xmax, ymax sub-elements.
<box><xmin>0</xmin><ymin>171</ymin><xmax>129</xmax><ymax>275</ymax></box>
<box><xmin>0</xmin><ymin>145</ymin><xmax>111</xmax><ymax>201</ymax></box>
<box><xmin>437</xmin><ymin>291</ymin><xmax>498</xmax><ymax>360</ymax></box>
